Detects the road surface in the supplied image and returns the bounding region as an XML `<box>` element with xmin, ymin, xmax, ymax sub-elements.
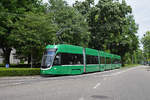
<box><xmin>0</xmin><ymin>65</ymin><xmax>150</xmax><ymax>100</ymax></box>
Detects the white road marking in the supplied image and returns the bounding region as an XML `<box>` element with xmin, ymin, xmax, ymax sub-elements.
<box><xmin>79</xmin><ymin>97</ymin><xmax>84</xmax><ymax>100</ymax></box>
<box><xmin>103</xmin><ymin>67</ymin><xmax>138</xmax><ymax>77</ymax></box>
<box><xmin>93</xmin><ymin>83</ymin><xmax>101</xmax><ymax>89</ymax></box>
<box><xmin>13</xmin><ymin>82</ymin><xmax>24</xmax><ymax>85</ymax></box>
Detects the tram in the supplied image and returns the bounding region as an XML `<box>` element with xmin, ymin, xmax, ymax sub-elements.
<box><xmin>41</xmin><ymin>44</ymin><xmax>121</xmax><ymax>75</ymax></box>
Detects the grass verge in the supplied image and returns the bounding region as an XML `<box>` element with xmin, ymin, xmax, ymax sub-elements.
<box><xmin>122</xmin><ymin>64</ymin><xmax>140</xmax><ymax>69</ymax></box>
<box><xmin>0</xmin><ymin>68</ymin><xmax>40</xmax><ymax>77</ymax></box>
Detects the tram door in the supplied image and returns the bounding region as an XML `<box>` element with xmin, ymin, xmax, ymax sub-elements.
<box><xmin>83</xmin><ymin>48</ymin><xmax>86</xmax><ymax>73</ymax></box>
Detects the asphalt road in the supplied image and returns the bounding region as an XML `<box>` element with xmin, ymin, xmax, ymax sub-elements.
<box><xmin>0</xmin><ymin>65</ymin><xmax>150</xmax><ymax>100</ymax></box>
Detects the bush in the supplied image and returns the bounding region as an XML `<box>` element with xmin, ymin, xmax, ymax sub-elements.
<box><xmin>0</xmin><ymin>64</ymin><xmax>4</xmax><ymax>67</ymax></box>
<box><xmin>0</xmin><ymin>68</ymin><xmax>40</xmax><ymax>77</ymax></box>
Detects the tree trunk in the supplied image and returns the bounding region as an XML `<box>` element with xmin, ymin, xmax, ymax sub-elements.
<box><xmin>31</xmin><ymin>53</ymin><xmax>33</xmax><ymax>68</ymax></box>
<box><xmin>121</xmin><ymin>56</ymin><xmax>125</xmax><ymax>67</ymax></box>
<box><xmin>2</xmin><ymin>48</ymin><xmax>12</xmax><ymax>64</ymax></box>
<box><xmin>28</xmin><ymin>55</ymin><xmax>31</xmax><ymax>64</ymax></box>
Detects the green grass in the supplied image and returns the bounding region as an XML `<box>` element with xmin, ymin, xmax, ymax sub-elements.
<box><xmin>123</xmin><ymin>64</ymin><xmax>140</xmax><ymax>68</ymax></box>
<box><xmin>0</xmin><ymin>68</ymin><xmax>40</xmax><ymax>77</ymax></box>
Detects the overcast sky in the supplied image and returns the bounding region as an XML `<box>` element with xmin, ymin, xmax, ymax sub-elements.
<box><xmin>43</xmin><ymin>0</ymin><xmax>150</xmax><ymax>40</ymax></box>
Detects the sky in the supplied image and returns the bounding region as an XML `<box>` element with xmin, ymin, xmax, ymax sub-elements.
<box><xmin>43</xmin><ymin>0</ymin><xmax>150</xmax><ymax>42</ymax></box>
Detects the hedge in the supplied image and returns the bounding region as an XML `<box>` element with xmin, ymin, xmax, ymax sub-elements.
<box><xmin>0</xmin><ymin>68</ymin><xmax>40</xmax><ymax>77</ymax></box>
<box><xmin>124</xmin><ymin>64</ymin><xmax>140</xmax><ymax>68</ymax></box>
<box><xmin>0</xmin><ymin>64</ymin><xmax>40</xmax><ymax>68</ymax></box>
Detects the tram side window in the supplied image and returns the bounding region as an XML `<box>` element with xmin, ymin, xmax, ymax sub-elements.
<box><xmin>100</xmin><ymin>57</ymin><xmax>105</xmax><ymax>64</ymax></box>
<box><xmin>94</xmin><ymin>56</ymin><xmax>99</xmax><ymax>64</ymax></box>
<box><xmin>112</xmin><ymin>58</ymin><xmax>115</xmax><ymax>64</ymax></box>
<box><xmin>96</xmin><ymin>56</ymin><xmax>99</xmax><ymax>64</ymax></box>
<box><xmin>86</xmin><ymin>55</ymin><xmax>92</xmax><ymax>64</ymax></box>
<box><xmin>115</xmin><ymin>59</ymin><xmax>118</xmax><ymax>64</ymax></box>
<box><xmin>106</xmin><ymin>57</ymin><xmax>108</xmax><ymax>64</ymax></box>
<box><xmin>113</xmin><ymin>59</ymin><xmax>121</xmax><ymax>64</ymax></box>
<box><xmin>53</xmin><ymin>53</ymin><xmax>61</xmax><ymax>65</ymax></box>
<box><xmin>53</xmin><ymin>53</ymin><xmax>83</xmax><ymax>65</ymax></box>
<box><xmin>106</xmin><ymin>57</ymin><xmax>111</xmax><ymax>64</ymax></box>
<box><xmin>109</xmin><ymin>58</ymin><xmax>111</xmax><ymax>64</ymax></box>
<box><xmin>86</xmin><ymin>55</ymin><xmax>99</xmax><ymax>64</ymax></box>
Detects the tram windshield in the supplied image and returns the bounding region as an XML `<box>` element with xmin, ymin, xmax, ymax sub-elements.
<box><xmin>41</xmin><ymin>49</ymin><xmax>56</xmax><ymax>68</ymax></box>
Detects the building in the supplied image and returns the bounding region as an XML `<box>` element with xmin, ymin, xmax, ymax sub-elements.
<box><xmin>0</xmin><ymin>49</ymin><xmax>3</xmax><ymax>64</ymax></box>
<box><xmin>0</xmin><ymin>48</ymin><xmax>20</xmax><ymax>64</ymax></box>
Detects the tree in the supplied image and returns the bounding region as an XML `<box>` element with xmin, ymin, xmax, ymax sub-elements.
<box><xmin>73</xmin><ymin>0</ymin><xmax>139</xmax><ymax>66</ymax></box>
<box><xmin>0</xmin><ymin>0</ymin><xmax>139</xmax><ymax>66</ymax></box>
<box><xmin>111</xmin><ymin>15</ymin><xmax>139</xmax><ymax>65</ymax></box>
<box><xmin>142</xmin><ymin>31</ymin><xmax>150</xmax><ymax>61</ymax></box>
<box><xmin>0</xmin><ymin>0</ymin><xmax>45</xmax><ymax>64</ymax></box>
<box><xmin>9</xmin><ymin>12</ymin><xmax>58</xmax><ymax>66</ymax></box>
<box><xmin>48</xmin><ymin>0</ymin><xmax>90</xmax><ymax>47</ymax></box>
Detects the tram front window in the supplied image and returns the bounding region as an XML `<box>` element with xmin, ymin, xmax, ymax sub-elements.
<box><xmin>41</xmin><ymin>49</ymin><xmax>56</xmax><ymax>68</ymax></box>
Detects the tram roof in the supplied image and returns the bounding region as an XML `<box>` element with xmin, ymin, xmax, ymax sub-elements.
<box><xmin>46</xmin><ymin>44</ymin><xmax>121</xmax><ymax>59</ymax></box>
<box><xmin>46</xmin><ymin>44</ymin><xmax>83</xmax><ymax>54</ymax></box>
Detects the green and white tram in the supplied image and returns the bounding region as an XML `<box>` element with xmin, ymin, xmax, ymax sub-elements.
<box><xmin>41</xmin><ymin>44</ymin><xmax>121</xmax><ymax>75</ymax></box>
